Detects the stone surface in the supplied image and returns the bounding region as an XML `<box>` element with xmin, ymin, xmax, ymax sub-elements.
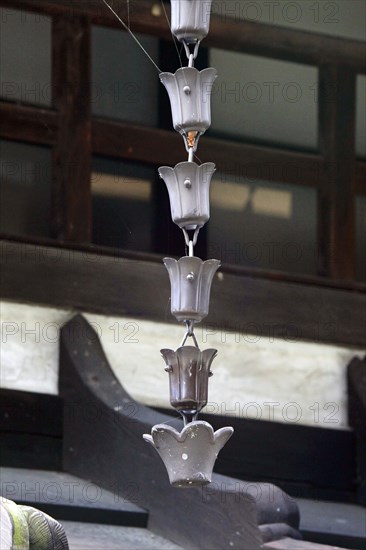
<box><xmin>297</xmin><ymin>498</ymin><xmax>366</xmax><ymax>539</ymax></box>
<box><xmin>1</xmin><ymin>301</ymin><xmax>365</xmax><ymax>428</ymax></box>
<box><xmin>0</xmin><ymin>467</ymin><xmax>145</xmax><ymax>519</ymax></box>
<box><xmin>263</xmin><ymin>538</ymin><xmax>349</xmax><ymax>549</ymax></box>
<box><xmin>61</xmin><ymin>522</ymin><xmax>182</xmax><ymax>549</ymax></box>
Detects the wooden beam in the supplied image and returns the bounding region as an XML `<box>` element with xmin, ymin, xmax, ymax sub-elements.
<box><xmin>1</xmin><ymin>102</ymin><xmax>365</xmax><ymax>195</ymax></box>
<box><xmin>92</xmin><ymin>118</ymin><xmax>324</xmax><ymax>188</ymax></box>
<box><xmin>0</xmin><ymin>387</ymin><xmax>358</xmax><ymax>504</ymax></box>
<box><xmin>1</xmin><ymin>0</ymin><xmax>365</xmax><ymax>72</ymax></box>
<box><xmin>0</xmin><ymin>389</ymin><xmax>62</xmax><ymax>437</ymax></box>
<box><xmin>0</xmin><ymin>389</ymin><xmax>63</xmax><ymax>470</ymax></box>
<box><xmin>0</xmin><ymin>102</ymin><xmax>58</xmax><ymax>145</ymax></box>
<box><xmin>1</xmin><ymin>234</ymin><xmax>366</xmax><ymax>291</ymax></box>
<box><xmin>51</xmin><ymin>14</ymin><xmax>92</xmax><ymax>242</ymax></box>
<box><xmin>154</xmin><ymin>408</ymin><xmax>357</xmax><ymax>501</ymax></box>
<box><xmin>0</xmin><ymin>433</ymin><xmax>62</xmax><ymax>470</ymax></box>
<box><xmin>1</xmin><ymin>240</ymin><xmax>365</xmax><ymax>347</ymax></box>
<box><xmin>263</xmin><ymin>539</ymin><xmax>350</xmax><ymax>550</ymax></box>
<box><xmin>317</xmin><ymin>65</ymin><xmax>357</xmax><ymax>279</ymax></box>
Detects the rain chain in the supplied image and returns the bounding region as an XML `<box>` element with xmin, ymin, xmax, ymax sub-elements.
<box><xmin>143</xmin><ymin>0</ymin><xmax>233</xmax><ymax>487</ymax></box>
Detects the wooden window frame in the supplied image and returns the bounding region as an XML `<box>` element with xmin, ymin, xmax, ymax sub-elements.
<box><xmin>0</xmin><ymin>0</ymin><xmax>365</xmax><ymax>349</ymax></box>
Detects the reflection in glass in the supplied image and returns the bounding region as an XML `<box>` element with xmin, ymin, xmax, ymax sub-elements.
<box><xmin>92</xmin><ymin>156</ymin><xmax>155</xmax><ymax>252</ymax></box>
<box><xmin>0</xmin><ymin>140</ymin><xmax>51</xmax><ymax>237</ymax></box>
<box><xmin>92</xmin><ymin>26</ymin><xmax>158</xmax><ymax>126</ymax></box>
<box><xmin>210</xmin><ymin>50</ymin><xmax>318</xmax><ymax>151</ymax></box>
<box><xmin>208</xmin><ymin>174</ymin><xmax>317</xmax><ymax>274</ymax></box>
<box><xmin>356</xmin><ymin>195</ymin><xmax>366</xmax><ymax>281</ymax></box>
<box><xmin>0</xmin><ymin>9</ymin><xmax>51</xmax><ymax>107</ymax></box>
<box><xmin>356</xmin><ymin>76</ymin><xmax>366</xmax><ymax>159</ymax></box>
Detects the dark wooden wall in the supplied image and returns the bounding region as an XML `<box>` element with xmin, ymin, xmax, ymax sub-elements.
<box><xmin>1</xmin><ymin>239</ymin><xmax>366</xmax><ymax>348</ymax></box>
<box><xmin>0</xmin><ymin>0</ymin><xmax>365</xmax><ymax>281</ymax></box>
<box><xmin>0</xmin><ymin>1</ymin><xmax>365</xmax><ymax>352</ymax></box>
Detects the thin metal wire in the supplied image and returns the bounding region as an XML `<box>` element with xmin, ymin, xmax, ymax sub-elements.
<box><xmin>101</xmin><ymin>0</ymin><xmax>161</xmax><ymax>72</ymax></box>
<box><xmin>180</xmin><ymin>331</ymin><xmax>189</xmax><ymax>347</ymax></box>
<box><xmin>160</xmin><ymin>0</ymin><xmax>185</xmax><ymax>69</ymax></box>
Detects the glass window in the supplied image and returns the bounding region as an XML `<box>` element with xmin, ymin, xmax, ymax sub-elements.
<box><xmin>211</xmin><ymin>0</ymin><xmax>366</xmax><ymax>41</ymax></box>
<box><xmin>92</xmin><ymin>156</ymin><xmax>155</xmax><ymax>252</ymax></box>
<box><xmin>356</xmin><ymin>75</ymin><xmax>366</xmax><ymax>159</ymax></box>
<box><xmin>209</xmin><ymin>50</ymin><xmax>318</xmax><ymax>151</ymax></box>
<box><xmin>208</xmin><ymin>174</ymin><xmax>317</xmax><ymax>274</ymax></box>
<box><xmin>0</xmin><ymin>8</ymin><xmax>51</xmax><ymax>107</ymax></box>
<box><xmin>92</xmin><ymin>26</ymin><xmax>159</xmax><ymax>126</ymax></box>
<box><xmin>356</xmin><ymin>195</ymin><xmax>366</xmax><ymax>281</ymax></box>
<box><xmin>0</xmin><ymin>140</ymin><xmax>51</xmax><ymax>237</ymax></box>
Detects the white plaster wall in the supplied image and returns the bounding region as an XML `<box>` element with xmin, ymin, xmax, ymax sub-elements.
<box><xmin>1</xmin><ymin>301</ymin><xmax>364</xmax><ymax>429</ymax></box>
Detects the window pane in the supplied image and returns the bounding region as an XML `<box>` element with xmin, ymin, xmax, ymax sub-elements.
<box><xmin>209</xmin><ymin>50</ymin><xmax>318</xmax><ymax>151</ymax></box>
<box><xmin>356</xmin><ymin>195</ymin><xmax>366</xmax><ymax>281</ymax></box>
<box><xmin>0</xmin><ymin>140</ymin><xmax>51</xmax><ymax>237</ymax></box>
<box><xmin>0</xmin><ymin>8</ymin><xmax>51</xmax><ymax>106</ymax></box>
<box><xmin>356</xmin><ymin>76</ymin><xmax>366</xmax><ymax>159</ymax></box>
<box><xmin>208</xmin><ymin>175</ymin><xmax>317</xmax><ymax>274</ymax></box>
<box><xmin>92</xmin><ymin>156</ymin><xmax>155</xmax><ymax>252</ymax></box>
<box><xmin>211</xmin><ymin>0</ymin><xmax>366</xmax><ymax>40</ymax></box>
<box><xmin>92</xmin><ymin>26</ymin><xmax>159</xmax><ymax>126</ymax></box>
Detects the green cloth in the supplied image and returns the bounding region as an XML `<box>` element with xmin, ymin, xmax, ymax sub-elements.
<box><xmin>0</xmin><ymin>498</ymin><xmax>69</xmax><ymax>550</ymax></box>
<box><xmin>1</xmin><ymin>498</ymin><xmax>29</xmax><ymax>550</ymax></box>
<box><xmin>20</xmin><ymin>506</ymin><xmax>69</xmax><ymax>550</ymax></box>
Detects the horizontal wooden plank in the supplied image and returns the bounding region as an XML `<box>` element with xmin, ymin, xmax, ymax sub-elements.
<box><xmin>298</xmin><ymin>498</ymin><xmax>366</xmax><ymax>550</ymax></box>
<box><xmin>1</xmin><ymin>0</ymin><xmax>365</xmax><ymax>71</ymax></box>
<box><xmin>0</xmin><ymin>102</ymin><xmax>58</xmax><ymax>145</ymax></box>
<box><xmin>208</xmin><ymin>13</ymin><xmax>366</xmax><ymax>73</ymax></box>
<box><xmin>0</xmin><ymin>389</ymin><xmax>63</xmax><ymax>470</ymax></box>
<box><xmin>2</xmin><ymin>233</ymin><xmax>366</xmax><ymax>292</ymax></box>
<box><xmin>263</xmin><ymin>538</ymin><xmax>348</xmax><ymax>550</ymax></box>
<box><xmin>0</xmin><ymin>433</ymin><xmax>62</xmax><ymax>470</ymax></box>
<box><xmin>1</xmin><ymin>240</ymin><xmax>365</xmax><ymax>347</ymax></box>
<box><xmin>61</xmin><ymin>522</ymin><xmax>181</xmax><ymax>550</ymax></box>
<box><xmin>1</xmin><ymin>386</ymin><xmax>356</xmax><ymax>505</ymax></box>
<box><xmin>0</xmin><ymin>467</ymin><xmax>147</xmax><ymax>527</ymax></box>
<box><xmin>208</xmin><ymin>416</ymin><xmax>356</xmax><ymax>493</ymax></box>
<box><xmin>1</xmin><ymin>103</ymin><xmax>365</xmax><ymax>194</ymax></box>
<box><xmin>155</xmin><ymin>408</ymin><xmax>357</xmax><ymax>499</ymax></box>
<box><xmin>0</xmin><ymin>388</ymin><xmax>62</xmax><ymax>436</ymax></box>
<box><xmin>93</xmin><ymin>119</ymin><xmax>325</xmax><ymax>189</ymax></box>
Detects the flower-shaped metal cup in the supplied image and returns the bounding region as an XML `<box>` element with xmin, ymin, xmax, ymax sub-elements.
<box><xmin>164</xmin><ymin>256</ymin><xmax>220</xmax><ymax>323</ymax></box>
<box><xmin>160</xmin><ymin>67</ymin><xmax>217</xmax><ymax>151</ymax></box>
<box><xmin>170</xmin><ymin>0</ymin><xmax>213</xmax><ymax>43</ymax></box>
<box><xmin>158</xmin><ymin>161</ymin><xmax>215</xmax><ymax>230</ymax></box>
<box><xmin>161</xmin><ymin>346</ymin><xmax>217</xmax><ymax>422</ymax></box>
<box><xmin>143</xmin><ymin>421</ymin><xmax>234</xmax><ymax>487</ymax></box>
